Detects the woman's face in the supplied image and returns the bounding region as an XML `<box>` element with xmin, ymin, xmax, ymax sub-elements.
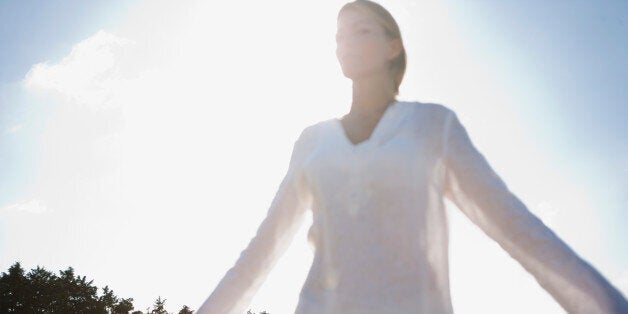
<box><xmin>336</xmin><ymin>8</ymin><xmax>396</xmax><ymax>80</ymax></box>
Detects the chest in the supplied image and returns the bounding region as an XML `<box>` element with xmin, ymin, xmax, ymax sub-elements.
<box><xmin>339</xmin><ymin>115</ymin><xmax>384</xmax><ymax>146</ymax></box>
<box><xmin>302</xmin><ymin>112</ymin><xmax>443</xmax><ymax>202</ymax></box>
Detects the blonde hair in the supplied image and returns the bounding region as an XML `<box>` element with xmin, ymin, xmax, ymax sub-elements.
<box><xmin>339</xmin><ymin>0</ymin><xmax>407</xmax><ymax>96</ymax></box>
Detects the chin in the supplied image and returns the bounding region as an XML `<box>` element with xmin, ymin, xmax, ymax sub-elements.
<box><xmin>338</xmin><ymin>62</ymin><xmax>363</xmax><ymax>78</ymax></box>
<box><xmin>340</xmin><ymin>65</ymin><xmax>375</xmax><ymax>81</ymax></box>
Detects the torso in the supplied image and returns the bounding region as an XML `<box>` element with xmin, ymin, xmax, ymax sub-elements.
<box><xmin>296</xmin><ymin>101</ymin><xmax>456</xmax><ymax>314</ymax></box>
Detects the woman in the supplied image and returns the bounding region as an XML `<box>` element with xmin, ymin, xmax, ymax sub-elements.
<box><xmin>197</xmin><ymin>1</ymin><xmax>627</xmax><ymax>313</ymax></box>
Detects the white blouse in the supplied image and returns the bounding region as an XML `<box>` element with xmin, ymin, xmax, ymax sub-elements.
<box><xmin>197</xmin><ymin>101</ymin><xmax>627</xmax><ymax>314</ymax></box>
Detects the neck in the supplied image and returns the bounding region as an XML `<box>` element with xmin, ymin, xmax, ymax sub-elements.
<box><xmin>350</xmin><ymin>72</ymin><xmax>397</xmax><ymax>117</ymax></box>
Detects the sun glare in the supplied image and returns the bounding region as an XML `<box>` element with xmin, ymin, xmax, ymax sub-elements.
<box><xmin>9</xmin><ymin>0</ymin><xmax>625</xmax><ymax>312</ymax></box>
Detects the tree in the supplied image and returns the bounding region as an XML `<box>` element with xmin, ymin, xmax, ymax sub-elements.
<box><xmin>114</xmin><ymin>297</ymin><xmax>135</xmax><ymax>313</ymax></box>
<box><xmin>26</xmin><ymin>265</ymin><xmax>60</xmax><ymax>312</ymax></box>
<box><xmin>178</xmin><ymin>305</ymin><xmax>194</xmax><ymax>314</ymax></box>
<box><xmin>1</xmin><ymin>261</ymin><xmax>222</xmax><ymax>314</ymax></box>
<box><xmin>150</xmin><ymin>296</ymin><xmax>168</xmax><ymax>314</ymax></box>
<box><xmin>0</xmin><ymin>262</ymin><xmax>29</xmax><ymax>312</ymax></box>
<box><xmin>0</xmin><ymin>262</ymin><xmax>135</xmax><ymax>313</ymax></box>
<box><xmin>100</xmin><ymin>285</ymin><xmax>119</xmax><ymax>312</ymax></box>
<box><xmin>54</xmin><ymin>266</ymin><xmax>105</xmax><ymax>313</ymax></box>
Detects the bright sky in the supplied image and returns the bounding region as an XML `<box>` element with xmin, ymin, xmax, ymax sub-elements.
<box><xmin>1</xmin><ymin>0</ymin><xmax>626</xmax><ymax>313</ymax></box>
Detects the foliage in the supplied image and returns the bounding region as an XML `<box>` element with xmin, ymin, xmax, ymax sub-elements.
<box><xmin>0</xmin><ymin>261</ymin><xmax>200</xmax><ymax>314</ymax></box>
<box><xmin>0</xmin><ymin>262</ymin><xmax>131</xmax><ymax>313</ymax></box>
<box><xmin>178</xmin><ymin>305</ymin><xmax>193</xmax><ymax>314</ymax></box>
<box><xmin>150</xmin><ymin>296</ymin><xmax>168</xmax><ymax>314</ymax></box>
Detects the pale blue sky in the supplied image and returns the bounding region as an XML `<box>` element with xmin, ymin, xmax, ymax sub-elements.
<box><xmin>1</xmin><ymin>1</ymin><xmax>626</xmax><ymax>312</ymax></box>
<box><xmin>0</xmin><ymin>0</ymin><xmax>139</xmax><ymax>205</ymax></box>
<box><xmin>445</xmin><ymin>0</ymin><xmax>628</xmax><ymax>258</ymax></box>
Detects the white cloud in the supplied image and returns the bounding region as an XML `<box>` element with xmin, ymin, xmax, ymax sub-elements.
<box><xmin>23</xmin><ymin>30</ymin><xmax>134</xmax><ymax>108</ymax></box>
<box><xmin>1</xmin><ymin>199</ymin><xmax>50</xmax><ymax>214</ymax></box>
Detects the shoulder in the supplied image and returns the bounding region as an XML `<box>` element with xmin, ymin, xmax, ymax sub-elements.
<box><xmin>401</xmin><ymin>101</ymin><xmax>458</xmax><ymax>131</ymax></box>
<box><xmin>403</xmin><ymin>100</ymin><xmax>455</xmax><ymax>118</ymax></box>
<box><xmin>293</xmin><ymin>119</ymin><xmax>331</xmax><ymax>152</ymax></box>
<box><xmin>289</xmin><ymin>120</ymin><xmax>330</xmax><ymax>164</ymax></box>
<box><xmin>298</xmin><ymin>120</ymin><xmax>327</xmax><ymax>142</ymax></box>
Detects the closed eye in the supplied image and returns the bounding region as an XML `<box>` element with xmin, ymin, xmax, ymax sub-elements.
<box><xmin>336</xmin><ymin>28</ymin><xmax>371</xmax><ymax>43</ymax></box>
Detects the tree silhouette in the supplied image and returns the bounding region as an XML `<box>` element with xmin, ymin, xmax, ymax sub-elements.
<box><xmin>114</xmin><ymin>297</ymin><xmax>135</xmax><ymax>313</ymax></box>
<box><xmin>99</xmin><ymin>285</ymin><xmax>136</xmax><ymax>313</ymax></box>
<box><xmin>54</xmin><ymin>266</ymin><xmax>104</xmax><ymax>312</ymax></box>
<box><xmin>150</xmin><ymin>296</ymin><xmax>168</xmax><ymax>314</ymax></box>
<box><xmin>0</xmin><ymin>261</ymin><xmax>209</xmax><ymax>314</ymax></box>
<box><xmin>0</xmin><ymin>262</ymin><xmax>136</xmax><ymax>313</ymax></box>
<box><xmin>177</xmin><ymin>305</ymin><xmax>194</xmax><ymax>314</ymax></box>
<box><xmin>26</xmin><ymin>265</ymin><xmax>63</xmax><ymax>312</ymax></box>
<box><xmin>100</xmin><ymin>285</ymin><xmax>119</xmax><ymax>312</ymax></box>
<box><xmin>0</xmin><ymin>262</ymin><xmax>29</xmax><ymax>312</ymax></box>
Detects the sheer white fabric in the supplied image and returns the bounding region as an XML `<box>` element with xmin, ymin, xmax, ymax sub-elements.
<box><xmin>195</xmin><ymin>123</ymin><xmax>316</xmax><ymax>314</ymax></box>
<box><xmin>442</xmin><ymin>109</ymin><xmax>627</xmax><ymax>313</ymax></box>
<box><xmin>196</xmin><ymin>101</ymin><xmax>627</xmax><ymax>314</ymax></box>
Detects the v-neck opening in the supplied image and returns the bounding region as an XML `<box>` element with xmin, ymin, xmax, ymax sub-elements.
<box><xmin>334</xmin><ymin>100</ymin><xmax>400</xmax><ymax>148</ymax></box>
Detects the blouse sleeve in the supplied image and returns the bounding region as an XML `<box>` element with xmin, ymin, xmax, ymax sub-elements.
<box><xmin>196</xmin><ymin>126</ymin><xmax>316</xmax><ymax>314</ymax></box>
<box><xmin>441</xmin><ymin>109</ymin><xmax>628</xmax><ymax>313</ymax></box>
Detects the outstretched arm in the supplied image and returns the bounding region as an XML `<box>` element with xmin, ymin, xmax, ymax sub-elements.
<box><xmin>441</xmin><ymin>109</ymin><xmax>627</xmax><ymax>313</ymax></box>
<box><xmin>196</xmin><ymin>126</ymin><xmax>316</xmax><ymax>314</ymax></box>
